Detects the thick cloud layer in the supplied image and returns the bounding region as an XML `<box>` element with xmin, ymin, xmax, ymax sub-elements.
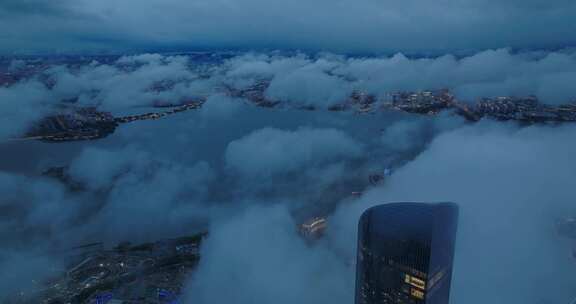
<box><xmin>2</xmin><ymin>48</ymin><xmax>575</xmax><ymax>134</ymax></box>
<box><xmin>329</xmin><ymin>123</ymin><xmax>576</xmax><ymax>304</ymax></box>
<box><xmin>0</xmin><ymin>142</ymin><xmax>217</xmax><ymax>300</ymax></box>
<box><xmin>0</xmin><ymin>250</ymin><xmax>62</xmax><ymax>298</ymax></box>
<box><xmin>0</xmin><ymin>104</ymin><xmax>431</xmax><ymax>301</ymax></box>
<box><xmin>183</xmin><ymin>205</ymin><xmax>353</xmax><ymax>304</ymax></box>
<box><xmin>265</xmin><ymin>65</ymin><xmax>351</xmax><ymax>107</ymax></box>
<box><xmin>1</xmin><ymin>0</ymin><xmax>575</xmax><ymax>53</ymax></box>
<box><xmin>200</xmin><ymin>94</ymin><xmax>245</xmax><ymax>120</ymax></box>
<box><xmin>174</xmin><ymin>121</ymin><xmax>576</xmax><ymax>304</ymax></box>
<box><xmin>222</xmin><ymin>49</ymin><xmax>576</xmax><ymax>104</ymax></box>
<box><xmin>1</xmin><ymin>100</ymin><xmax>575</xmax><ymax>303</ymax></box>
<box><xmin>0</xmin><ymin>81</ymin><xmax>53</xmax><ymax>139</ymax></box>
<box><xmin>1</xmin><ymin>49</ymin><xmax>576</xmax><ymax>303</ymax></box>
<box><xmin>47</xmin><ymin>54</ymin><xmax>211</xmax><ymax>109</ymax></box>
<box><xmin>67</xmin><ymin>146</ymin><xmax>216</xmax><ymax>243</ymax></box>
<box><xmin>225</xmin><ymin>127</ymin><xmax>364</xmax><ymax>177</ymax></box>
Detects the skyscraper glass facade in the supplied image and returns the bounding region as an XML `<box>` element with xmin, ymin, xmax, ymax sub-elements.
<box><xmin>355</xmin><ymin>202</ymin><xmax>458</xmax><ymax>304</ymax></box>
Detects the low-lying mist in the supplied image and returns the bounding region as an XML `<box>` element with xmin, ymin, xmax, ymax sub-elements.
<box><xmin>0</xmin><ymin>51</ymin><xmax>575</xmax><ymax>303</ymax></box>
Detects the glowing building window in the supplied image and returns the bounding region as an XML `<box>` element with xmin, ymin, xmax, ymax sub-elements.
<box><xmin>410</xmin><ymin>277</ymin><xmax>426</xmax><ymax>289</ymax></box>
<box><xmin>411</xmin><ymin>288</ymin><xmax>425</xmax><ymax>300</ymax></box>
<box><xmin>404</xmin><ymin>274</ymin><xmax>426</xmax><ymax>290</ymax></box>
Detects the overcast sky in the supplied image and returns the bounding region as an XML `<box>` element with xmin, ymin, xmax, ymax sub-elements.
<box><xmin>1</xmin><ymin>0</ymin><xmax>575</xmax><ymax>53</ymax></box>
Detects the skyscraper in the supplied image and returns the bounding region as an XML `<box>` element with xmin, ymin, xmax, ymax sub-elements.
<box><xmin>355</xmin><ymin>202</ymin><xmax>459</xmax><ymax>304</ymax></box>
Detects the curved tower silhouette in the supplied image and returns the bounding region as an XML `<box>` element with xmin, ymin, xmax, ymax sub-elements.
<box><xmin>355</xmin><ymin>202</ymin><xmax>459</xmax><ymax>304</ymax></box>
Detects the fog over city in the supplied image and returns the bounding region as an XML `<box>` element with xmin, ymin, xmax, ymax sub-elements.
<box><xmin>1</xmin><ymin>0</ymin><xmax>575</xmax><ymax>303</ymax></box>
<box><xmin>3</xmin><ymin>49</ymin><xmax>576</xmax><ymax>140</ymax></box>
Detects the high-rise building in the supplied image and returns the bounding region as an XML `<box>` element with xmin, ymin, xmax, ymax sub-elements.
<box><xmin>355</xmin><ymin>202</ymin><xmax>459</xmax><ymax>304</ymax></box>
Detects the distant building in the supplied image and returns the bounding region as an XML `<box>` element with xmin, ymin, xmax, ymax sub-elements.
<box><xmin>355</xmin><ymin>202</ymin><xmax>459</xmax><ymax>304</ymax></box>
<box><xmin>299</xmin><ymin>217</ymin><xmax>327</xmax><ymax>240</ymax></box>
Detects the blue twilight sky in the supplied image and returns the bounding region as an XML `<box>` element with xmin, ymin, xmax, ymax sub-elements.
<box><xmin>0</xmin><ymin>0</ymin><xmax>575</xmax><ymax>53</ymax></box>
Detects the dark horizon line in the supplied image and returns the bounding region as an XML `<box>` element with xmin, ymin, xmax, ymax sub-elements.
<box><xmin>1</xmin><ymin>43</ymin><xmax>575</xmax><ymax>59</ymax></box>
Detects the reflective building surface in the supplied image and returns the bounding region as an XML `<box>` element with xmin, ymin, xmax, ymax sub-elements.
<box><xmin>355</xmin><ymin>202</ymin><xmax>459</xmax><ymax>304</ymax></box>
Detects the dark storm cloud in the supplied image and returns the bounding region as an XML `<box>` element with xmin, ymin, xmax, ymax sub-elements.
<box><xmin>1</xmin><ymin>0</ymin><xmax>575</xmax><ymax>53</ymax></box>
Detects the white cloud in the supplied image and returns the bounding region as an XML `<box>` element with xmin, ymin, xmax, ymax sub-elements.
<box><xmin>226</xmin><ymin>49</ymin><xmax>576</xmax><ymax>104</ymax></box>
<box><xmin>183</xmin><ymin>204</ymin><xmax>354</xmax><ymax>304</ymax></box>
<box><xmin>0</xmin><ymin>81</ymin><xmax>53</xmax><ymax>139</ymax></box>
<box><xmin>47</xmin><ymin>55</ymin><xmax>207</xmax><ymax>109</ymax></box>
<box><xmin>200</xmin><ymin>94</ymin><xmax>245</xmax><ymax>120</ymax></box>
<box><xmin>225</xmin><ymin>127</ymin><xmax>364</xmax><ymax>177</ymax></box>
<box><xmin>265</xmin><ymin>65</ymin><xmax>351</xmax><ymax>107</ymax></box>
<box><xmin>329</xmin><ymin>122</ymin><xmax>576</xmax><ymax>304</ymax></box>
